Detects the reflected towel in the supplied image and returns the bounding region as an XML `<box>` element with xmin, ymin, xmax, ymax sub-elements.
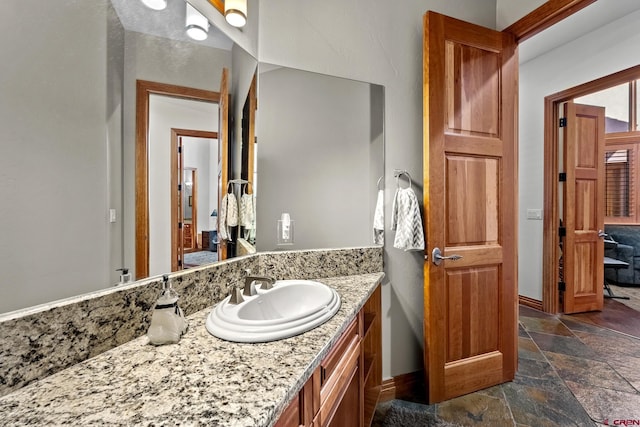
<box><xmin>239</xmin><ymin>193</ymin><xmax>255</xmax><ymax>229</ymax></box>
<box><xmin>218</xmin><ymin>193</ymin><xmax>238</xmax><ymax>241</ymax></box>
<box><xmin>226</xmin><ymin>193</ymin><xmax>238</xmax><ymax>227</ymax></box>
<box><xmin>373</xmin><ymin>189</ymin><xmax>384</xmax><ymax>245</ymax></box>
<box><xmin>391</xmin><ymin>187</ymin><xmax>424</xmax><ymax>251</ymax></box>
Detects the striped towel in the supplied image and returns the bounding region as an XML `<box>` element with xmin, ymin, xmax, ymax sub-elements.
<box><xmin>391</xmin><ymin>187</ymin><xmax>424</xmax><ymax>251</ymax></box>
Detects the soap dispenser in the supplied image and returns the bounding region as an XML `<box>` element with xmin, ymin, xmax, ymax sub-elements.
<box><xmin>147</xmin><ymin>275</ymin><xmax>188</xmax><ymax>345</ymax></box>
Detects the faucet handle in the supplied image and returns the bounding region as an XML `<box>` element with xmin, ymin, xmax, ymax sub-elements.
<box><xmin>259</xmin><ymin>279</ymin><xmax>274</xmax><ymax>290</ymax></box>
<box><xmin>229</xmin><ymin>287</ymin><xmax>244</xmax><ymax>304</ymax></box>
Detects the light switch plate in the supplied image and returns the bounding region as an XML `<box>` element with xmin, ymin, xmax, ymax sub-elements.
<box><xmin>526</xmin><ymin>209</ymin><xmax>542</xmax><ymax>220</ymax></box>
<box><xmin>109</xmin><ymin>209</ymin><xmax>117</xmax><ymax>223</ymax></box>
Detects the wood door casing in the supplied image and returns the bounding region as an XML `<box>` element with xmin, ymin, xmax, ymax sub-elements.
<box><xmin>423</xmin><ymin>11</ymin><xmax>518</xmax><ymax>403</ymax></box>
<box><xmin>562</xmin><ymin>102</ymin><xmax>605</xmax><ymax>313</ymax></box>
<box><xmin>217</xmin><ymin>68</ymin><xmax>229</xmax><ymax>260</ymax></box>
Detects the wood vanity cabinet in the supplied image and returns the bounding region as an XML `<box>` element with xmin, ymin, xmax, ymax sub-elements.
<box><xmin>275</xmin><ymin>284</ymin><xmax>381</xmax><ymax>427</ymax></box>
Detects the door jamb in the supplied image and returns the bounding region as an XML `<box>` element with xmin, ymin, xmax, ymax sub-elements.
<box><xmin>542</xmin><ymin>65</ymin><xmax>640</xmax><ymax>313</ymax></box>
<box><xmin>504</xmin><ymin>0</ymin><xmax>596</xmax><ymax>42</ymax></box>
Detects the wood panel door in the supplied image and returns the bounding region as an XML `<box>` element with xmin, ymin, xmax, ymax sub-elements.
<box><xmin>423</xmin><ymin>11</ymin><xmax>518</xmax><ymax>403</ymax></box>
<box><xmin>562</xmin><ymin>102</ymin><xmax>605</xmax><ymax>313</ymax></box>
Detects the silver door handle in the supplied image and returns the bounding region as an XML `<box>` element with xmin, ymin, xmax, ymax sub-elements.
<box><xmin>431</xmin><ymin>247</ymin><xmax>463</xmax><ymax>266</ymax></box>
<box><xmin>598</xmin><ymin>230</ymin><xmax>607</xmax><ymax>238</ymax></box>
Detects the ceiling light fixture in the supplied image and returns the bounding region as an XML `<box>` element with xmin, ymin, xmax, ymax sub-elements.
<box><xmin>185</xmin><ymin>3</ymin><xmax>210</xmax><ymax>41</ymax></box>
<box><xmin>140</xmin><ymin>0</ymin><xmax>167</xmax><ymax>11</ymax></box>
<box><xmin>224</xmin><ymin>0</ymin><xmax>247</xmax><ymax>28</ymax></box>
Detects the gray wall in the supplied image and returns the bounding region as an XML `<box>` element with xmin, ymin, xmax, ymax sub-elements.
<box><xmin>231</xmin><ymin>44</ymin><xmax>258</xmax><ymax>182</ymax></box>
<box><xmin>257</xmin><ymin>0</ymin><xmax>496</xmax><ymax>379</ymax></box>
<box><xmin>255</xmin><ymin>67</ymin><xmax>374</xmax><ymax>251</ymax></box>
<box><xmin>0</xmin><ymin>0</ymin><xmax>121</xmax><ymax>313</ymax></box>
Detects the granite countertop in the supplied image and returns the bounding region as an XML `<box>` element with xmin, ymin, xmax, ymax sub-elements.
<box><xmin>0</xmin><ymin>273</ymin><xmax>383</xmax><ymax>426</ymax></box>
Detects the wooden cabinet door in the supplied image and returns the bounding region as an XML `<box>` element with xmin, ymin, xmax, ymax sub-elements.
<box><xmin>423</xmin><ymin>11</ymin><xmax>518</xmax><ymax>403</ymax></box>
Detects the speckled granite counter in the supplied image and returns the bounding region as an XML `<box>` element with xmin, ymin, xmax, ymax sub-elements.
<box><xmin>0</xmin><ymin>273</ymin><xmax>383</xmax><ymax>426</ymax></box>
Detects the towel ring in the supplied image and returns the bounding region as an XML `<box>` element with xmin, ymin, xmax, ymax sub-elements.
<box><xmin>394</xmin><ymin>170</ymin><xmax>412</xmax><ymax>189</ymax></box>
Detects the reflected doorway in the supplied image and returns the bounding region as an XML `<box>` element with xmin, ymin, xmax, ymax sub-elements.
<box><xmin>172</xmin><ymin>130</ymin><xmax>219</xmax><ymax>272</ymax></box>
<box><xmin>182</xmin><ymin>168</ymin><xmax>197</xmax><ymax>254</ymax></box>
<box><xmin>135</xmin><ymin>80</ymin><xmax>221</xmax><ymax>279</ymax></box>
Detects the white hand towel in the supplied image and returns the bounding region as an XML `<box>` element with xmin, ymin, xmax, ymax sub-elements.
<box><xmin>226</xmin><ymin>193</ymin><xmax>238</xmax><ymax>227</ymax></box>
<box><xmin>218</xmin><ymin>193</ymin><xmax>238</xmax><ymax>241</ymax></box>
<box><xmin>391</xmin><ymin>187</ymin><xmax>425</xmax><ymax>251</ymax></box>
<box><xmin>239</xmin><ymin>193</ymin><xmax>255</xmax><ymax>229</ymax></box>
<box><xmin>373</xmin><ymin>189</ymin><xmax>384</xmax><ymax>245</ymax></box>
<box><xmin>218</xmin><ymin>194</ymin><xmax>229</xmax><ymax>241</ymax></box>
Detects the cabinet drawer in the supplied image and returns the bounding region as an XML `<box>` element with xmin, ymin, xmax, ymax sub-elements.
<box><xmin>320</xmin><ymin>318</ymin><xmax>359</xmax><ymax>388</ymax></box>
<box><xmin>318</xmin><ymin>339</ymin><xmax>360</xmax><ymax>426</ymax></box>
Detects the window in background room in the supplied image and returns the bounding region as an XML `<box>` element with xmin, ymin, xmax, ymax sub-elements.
<box><xmin>574</xmin><ymin>78</ymin><xmax>640</xmax><ymax>224</ymax></box>
<box><xmin>605</xmin><ymin>148</ymin><xmax>633</xmax><ymax>219</ymax></box>
<box><xmin>576</xmin><ymin>82</ymin><xmax>631</xmax><ymax>133</ymax></box>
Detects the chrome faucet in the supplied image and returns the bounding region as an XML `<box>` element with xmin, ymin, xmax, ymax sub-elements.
<box><xmin>243</xmin><ymin>276</ymin><xmax>276</xmax><ymax>296</ymax></box>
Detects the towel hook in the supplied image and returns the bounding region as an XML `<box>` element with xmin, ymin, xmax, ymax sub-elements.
<box><xmin>376</xmin><ymin>176</ymin><xmax>383</xmax><ymax>190</ymax></box>
<box><xmin>394</xmin><ymin>169</ymin><xmax>412</xmax><ymax>189</ymax></box>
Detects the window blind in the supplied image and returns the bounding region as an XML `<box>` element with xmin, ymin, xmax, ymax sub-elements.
<box><xmin>605</xmin><ymin>149</ymin><xmax>633</xmax><ymax>217</ymax></box>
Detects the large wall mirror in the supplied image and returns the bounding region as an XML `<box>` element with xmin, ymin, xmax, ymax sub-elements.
<box><xmin>0</xmin><ymin>0</ymin><xmax>384</xmax><ymax>315</ymax></box>
<box><xmin>254</xmin><ymin>64</ymin><xmax>385</xmax><ymax>252</ymax></box>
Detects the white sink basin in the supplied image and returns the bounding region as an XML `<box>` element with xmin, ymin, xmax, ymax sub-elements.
<box><xmin>205</xmin><ymin>280</ymin><xmax>341</xmax><ymax>343</ymax></box>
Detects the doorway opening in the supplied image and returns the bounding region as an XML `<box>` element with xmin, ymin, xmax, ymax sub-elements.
<box><xmin>543</xmin><ymin>64</ymin><xmax>640</xmax><ymax>317</ymax></box>
<box><xmin>171</xmin><ymin>129</ymin><xmax>219</xmax><ymax>272</ymax></box>
<box><xmin>135</xmin><ymin>80</ymin><xmax>220</xmax><ymax>279</ymax></box>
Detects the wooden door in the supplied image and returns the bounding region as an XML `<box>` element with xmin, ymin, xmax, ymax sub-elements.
<box><xmin>217</xmin><ymin>68</ymin><xmax>229</xmax><ymax>260</ymax></box>
<box><xmin>423</xmin><ymin>11</ymin><xmax>518</xmax><ymax>403</ymax></box>
<box><xmin>562</xmin><ymin>102</ymin><xmax>605</xmax><ymax>313</ymax></box>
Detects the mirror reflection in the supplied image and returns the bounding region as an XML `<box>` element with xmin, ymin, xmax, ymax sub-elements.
<box><xmin>255</xmin><ymin>64</ymin><xmax>385</xmax><ymax>252</ymax></box>
<box><xmin>0</xmin><ymin>0</ymin><xmax>384</xmax><ymax>315</ymax></box>
<box><xmin>0</xmin><ymin>0</ymin><xmax>252</xmax><ymax>313</ymax></box>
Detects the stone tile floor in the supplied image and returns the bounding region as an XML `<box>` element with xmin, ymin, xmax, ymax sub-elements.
<box><xmin>374</xmin><ymin>305</ymin><xmax>640</xmax><ymax>426</ymax></box>
<box><xmin>608</xmin><ymin>283</ymin><xmax>640</xmax><ymax>312</ymax></box>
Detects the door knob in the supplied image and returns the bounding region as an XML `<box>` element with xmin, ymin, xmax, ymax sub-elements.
<box><xmin>431</xmin><ymin>247</ymin><xmax>463</xmax><ymax>266</ymax></box>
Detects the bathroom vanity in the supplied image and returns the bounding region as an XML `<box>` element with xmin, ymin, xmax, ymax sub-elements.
<box><xmin>0</xmin><ymin>271</ymin><xmax>383</xmax><ymax>426</ymax></box>
<box><xmin>276</xmin><ymin>283</ymin><xmax>381</xmax><ymax>427</ymax></box>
